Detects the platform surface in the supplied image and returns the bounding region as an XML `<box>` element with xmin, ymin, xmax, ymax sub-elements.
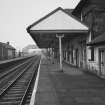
<box><xmin>35</xmin><ymin>58</ymin><xmax>105</xmax><ymax>105</ymax></box>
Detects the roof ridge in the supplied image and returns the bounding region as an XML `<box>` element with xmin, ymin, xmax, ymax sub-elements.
<box><xmin>27</xmin><ymin>7</ymin><xmax>88</xmax><ymax>32</ymax></box>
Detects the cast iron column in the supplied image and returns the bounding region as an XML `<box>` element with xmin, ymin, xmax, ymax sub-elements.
<box><xmin>56</xmin><ymin>34</ymin><xmax>64</xmax><ymax>71</ymax></box>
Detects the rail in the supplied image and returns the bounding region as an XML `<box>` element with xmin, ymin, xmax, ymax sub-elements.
<box><xmin>0</xmin><ymin>56</ymin><xmax>40</xmax><ymax>105</ymax></box>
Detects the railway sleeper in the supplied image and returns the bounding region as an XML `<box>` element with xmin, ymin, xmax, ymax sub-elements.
<box><xmin>9</xmin><ymin>87</ymin><xmax>25</xmax><ymax>90</ymax></box>
<box><xmin>0</xmin><ymin>100</ymin><xmax>20</xmax><ymax>104</ymax></box>
<box><xmin>10</xmin><ymin>89</ymin><xmax>25</xmax><ymax>91</ymax></box>
<box><xmin>5</xmin><ymin>94</ymin><xmax>22</xmax><ymax>97</ymax></box>
<box><xmin>2</xmin><ymin>95</ymin><xmax>31</xmax><ymax>101</ymax></box>
<box><xmin>2</xmin><ymin>94</ymin><xmax>22</xmax><ymax>98</ymax></box>
<box><xmin>12</xmin><ymin>86</ymin><xmax>25</xmax><ymax>88</ymax></box>
<box><xmin>1</xmin><ymin>96</ymin><xmax>22</xmax><ymax>101</ymax></box>
<box><xmin>25</xmin><ymin>99</ymin><xmax>31</xmax><ymax>103</ymax></box>
<box><xmin>8</xmin><ymin>89</ymin><xmax>25</xmax><ymax>92</ymax></box>
<box><xmin>7</xmin><ymin>90</ymin><xmax>25</xmax><ymax>93</ymax></box>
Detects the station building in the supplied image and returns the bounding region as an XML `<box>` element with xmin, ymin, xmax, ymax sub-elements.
<box><xmin>0</xmin><ymin>42</ymin><xmax>16</xmax><ymax>60</ymax></box>
<box><xmin>72</xmin><ymin>0</ymin><xmax>105</xmax><ymax>77</ymax></box>
<box><xmin>27</xmin><ymin>0</ymin><xmax>105</xmax><ymax>77</ymax></box>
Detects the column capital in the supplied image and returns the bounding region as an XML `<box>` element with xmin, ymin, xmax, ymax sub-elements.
<box><xmin>56</xmin><ymin>34</ymin><xmax>64</xmax><ymax>38</ymax></box>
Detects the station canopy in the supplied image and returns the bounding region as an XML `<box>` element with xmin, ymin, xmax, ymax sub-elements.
<box><xmin>27</xmin><ymin>7</ymin><xmax>88</xmax><ymax>48</ymax></box>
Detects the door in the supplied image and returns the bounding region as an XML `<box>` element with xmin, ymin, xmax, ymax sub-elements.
<box><xmin>99</xmin><ymin>49</ymin><xmax>105</xmax><ymax>75</ymax></box>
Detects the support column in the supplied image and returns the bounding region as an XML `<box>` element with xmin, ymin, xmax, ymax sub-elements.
<box><xmin>56</xmin><ymin>34</ymin><xmax>64</xmax><ymax>71</ymax></box>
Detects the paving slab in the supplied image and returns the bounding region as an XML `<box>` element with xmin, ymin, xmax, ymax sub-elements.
<box><xmin>35</xmin><ymin>58</ymin><xmax>105</xmax><ymax>105</ymax></box>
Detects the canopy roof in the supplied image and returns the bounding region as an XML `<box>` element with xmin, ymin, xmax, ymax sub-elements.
<box><xmin>27</xmin><ymin>7</ymin><xmax>88</xmax><ymax>48</ymax></box>
<box><xmin>87</xmin><ymin>33</ymin><xmax>105</xmax><ymax>46</ymax></box>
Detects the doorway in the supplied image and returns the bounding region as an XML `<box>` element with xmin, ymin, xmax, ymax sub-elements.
<box><xmin>99</xmin><ymin>49</ymin><xmax>105</xmax><ymax>75</ymax></box>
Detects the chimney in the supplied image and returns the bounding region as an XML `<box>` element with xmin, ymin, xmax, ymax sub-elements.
<box><xmin>7</xmin><ymin>42</ymin><xmax>10</xmax><ymax>45</ymax></box>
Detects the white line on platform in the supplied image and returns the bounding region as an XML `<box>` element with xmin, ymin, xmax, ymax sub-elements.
<box><xmin>29</xmin><ymin>59</ymin><xmax>41</xmax><ymax>105</ymax></box>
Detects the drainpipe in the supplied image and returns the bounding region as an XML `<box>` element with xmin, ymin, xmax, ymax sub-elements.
<box><xmin>81</xmin><ymin>11</ymin><xmax>83</xmax><ymax>21</ymax></box>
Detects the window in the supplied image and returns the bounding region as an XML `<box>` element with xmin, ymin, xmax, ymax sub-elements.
<box><xmin>91</xmin><ymin>47</ymin><xmax>94</xmax><ymax>61</ymax></box>
<box><xmin>89</xmin><ymin>47</ymin><xmax>94</xmax><ymax>61</ymax></box>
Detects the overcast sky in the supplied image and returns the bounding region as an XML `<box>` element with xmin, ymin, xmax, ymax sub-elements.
<box><xmin>0</xmin><ymin>0</ymin><xmax>80</xmax><ymax>50</ymax></box>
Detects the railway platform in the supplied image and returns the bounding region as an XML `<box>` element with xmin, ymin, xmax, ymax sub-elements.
<box><xmin>34</xmin><ymin>58</ymin><xmax>105</xmax><ymax>105</ymax></box>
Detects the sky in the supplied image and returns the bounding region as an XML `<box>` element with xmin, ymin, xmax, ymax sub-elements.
<box><xmin>0</xmin><ymin>0</ymin><xmax>80</xmax><ymax>51</ymax></box>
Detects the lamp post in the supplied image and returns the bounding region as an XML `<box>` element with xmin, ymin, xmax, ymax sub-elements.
<box><xmin>56</xmin><ymin>34</ymin><xmax>64</xmax><ymax>71</ymax></box>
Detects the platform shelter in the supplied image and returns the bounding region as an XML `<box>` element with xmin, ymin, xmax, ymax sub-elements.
<box><xmin>27</xmin><ymin>7</ymin><xmax>88</xmax><ymax>70</ymax></box>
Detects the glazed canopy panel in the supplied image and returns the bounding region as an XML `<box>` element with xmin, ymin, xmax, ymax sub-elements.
<box><xmin>27</xmin><ymin>7</ymin><xmax>88</xmax><ymax>48</ymax></box>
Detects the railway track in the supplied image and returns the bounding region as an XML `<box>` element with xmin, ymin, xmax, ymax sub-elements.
<box><xmin>0</xmin><ymin>55</ymin><xmax>40</xmax><ymax>105</ymax></box>
<box><xmin>0</xmin><ymin>57</ymin><xmax>33</xmax><ymax>91</ymax></box>
<box><xmin>0</xmin><ymin>58</ymin><xmax>29</xmax><ymax>73</ymax></box>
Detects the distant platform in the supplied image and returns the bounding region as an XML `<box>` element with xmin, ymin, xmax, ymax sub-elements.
<box><xmin>0</xmin><ymin>55</ymin><xmax>33</xmax><ymax>65</ymax></box>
